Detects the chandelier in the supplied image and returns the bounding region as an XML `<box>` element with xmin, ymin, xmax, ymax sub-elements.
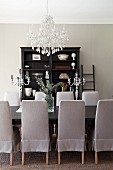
<box><xmin>27</xmin><ymin>0</ymin><xmax>68</xmax><ymax>56</ymax></box>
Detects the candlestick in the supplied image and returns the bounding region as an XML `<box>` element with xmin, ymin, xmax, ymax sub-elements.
<box><xmin>11</xmin><ymin>69</ymin><xmax>30</xmax><ymax>100</ymax></box>
<box><xmin>67</xmin><ymin>72</ymin><xmax>85</xmax><ymax>100</ymax></box>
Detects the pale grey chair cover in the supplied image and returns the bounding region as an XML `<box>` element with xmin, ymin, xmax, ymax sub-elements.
<box><xmin>0</xmin><ymin>101</ymin><xmax>20</xmax><ymax>153</ymax></box>
<box><xmin>94</xmin><ymin>99</ymin><xmax>113</xmax><ymax>152</ymax></box>
<box><xmin>56</xmin><ymin>92</ymin><xmax>74</xmax><ymax>106</ymax></box>
<box><xmin>35</xmin><ymin>92</ymin><xmax>44</xmax><ymax>100</ymax></box>
<box><xmin>82</xmin><ymin>91</ymin><xmax>99</xmax><ymax>106</ymax></box>
<box><xmin>4</xmin><ymin>91</ymin><xmax>20</xmax><ymax>106</ymax></box>
<box><xmin>58</xmin><ymin>100</ymin><xmax>85</xmax><ymax>152</ymax></box>
<box><xmin>21</xmin><ymin>100</ymin><xmax>49</xmax><ymax>152</ymax></box>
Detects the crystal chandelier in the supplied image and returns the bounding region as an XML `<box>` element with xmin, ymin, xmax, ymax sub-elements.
<box><xmin>27</xmin><ymin>0</ymin><xmax>68</xmax><ymax>56</ymax></box>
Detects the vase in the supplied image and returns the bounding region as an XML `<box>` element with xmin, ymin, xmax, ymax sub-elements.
<box><xmin>25</xmin><ymin>88</ymin><xmax>32</xmax><ymax>96</ymax></box>
<box><xmin>44</xmin><ymin>94</ymin><xmax>54</xmax><ymax>112</ymax></box>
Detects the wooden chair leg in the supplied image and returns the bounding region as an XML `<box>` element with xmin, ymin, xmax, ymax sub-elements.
<box><xmin>49</xmin><ymin>142</ymin><xmax>51</xmax><ymax>151</ymax></box>
<box><xmin>22</xmin><ymin>152</ymin><xmax>24</xmax><ymax>165</ymax></box>
<box><xmin>19</xmin><ymin>127</ymin><xmax>22</xmax><ymax>138</ymax></box>
<box><xmin>82</xmin><ymin>151</ymin><xmax>84</xmax><ymax>164</ymax></box>
<box><xmin>95</xmin><ymin>152</ymin><xmax>98</xmax><ymax>164</ymax></box>
<box><xmin>46</xmin><ymin>152</ymin><xmax>49</xmax><ymax>165</ymax></box>
<box><xmin>10</xmin><ymin>153</ymin><xmax>13</xmax><ymax>166</ymax></box>
<box><xmin>16</xmin><ymin>143</ymin><xmax>20</xmax><ymax>151</ymax></box>
<box><xmin>58</xmin><ymin>152</ymin><xmax>61</xmax><ymax>164</ymax></box>
<box><xmin>55</xmin><ymin>142</ymin><xmax>58</xmax><ymax>151</ymax></box>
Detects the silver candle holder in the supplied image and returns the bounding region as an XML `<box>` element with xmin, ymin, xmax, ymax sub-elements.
<box><xmin>68</xmin><ymin>72</ymin><xmax>85</xmax><ymax>100</ymax></box>
<box><xmin>11</xmin><ymin>69</ymin><xmax>30</xmax><ymax>100</ymax></box>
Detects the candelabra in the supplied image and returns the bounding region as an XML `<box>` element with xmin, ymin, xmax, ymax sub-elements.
<box><xmin>68</xmin><ymin>73</ymin><xmax>85</xmax><ymax>100</ymax></box>
<box><xmin>11</xmin><ymin>69</ymin><xmax>30</xmax><ymax>100</ymax></box>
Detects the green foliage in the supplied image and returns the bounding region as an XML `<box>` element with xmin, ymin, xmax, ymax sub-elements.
<box><xmin>37</xmin><ymin>78</ymin><xmax>61</xmax><ymax>94</ymax></box>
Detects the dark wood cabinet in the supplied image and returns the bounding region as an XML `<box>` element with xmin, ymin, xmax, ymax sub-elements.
<box><xmin>21</xmin><ymin>47</ymin><xmax>81</xmax><ymax>100</ymax></box>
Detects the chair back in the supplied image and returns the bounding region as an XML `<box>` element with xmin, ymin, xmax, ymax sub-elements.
<box><xmin>21</xmin><ymin>100</ymin><xmax>49</xmax><ymax>152</ymax></box>
<box><xmin>94</xmin><ymin>99</ymin><xmax>113</xmax><ymax>152</ymax></box>
<box><xmin>35</xmin><ymin>92</ymin><xmax>44</xmax><ymax>100</ymax></box>
<box><xmin>58</xmin><ymin>100</ymin><xmax>85</xmax><ymax>152</ymax></box>
<box><xmin>56</xmin><ymin>91</ymin><xmax>74</xmax><ymax>106</ymax></box>
<box><xmin>82</xmin><ymin>91</ymin><xmax>99</xmax><ymax>106</ymax></box>
<box><xmin>0</xmin><ymin>101</ymin><xmax>13</xmax><ymax>153</ymax></box>
<box><xmin>4</xmin><ymin>91</ymin><xmax>20</xmax><ymax>106</ymax></box>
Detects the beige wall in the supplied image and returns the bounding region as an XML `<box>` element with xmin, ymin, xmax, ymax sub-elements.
<box><xmin>0</xmin><ymin>24</ymin><xmax>113</xmax><ymax>100</ymax></box>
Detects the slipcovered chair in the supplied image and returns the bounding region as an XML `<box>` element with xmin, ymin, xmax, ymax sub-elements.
<box><xmin>21</xmin><ymin>100</ymin><xmax>49</xmax><ymax>165</ymax></box>
<box><xmin>93</xmin><ymin>99</ymin><xmax>113</xmax><ymax>164</ymax></box>
<box><xmin>82</xmin><ymin>91</ymin><xmax>99</xmax><ymax>150</ymax></box>
<box><xmin>4</xmin><ymin>91</ymin><xmax>20</xmax><ymax>106</ymax></box>
<box><xmin>56</xmin><ymin>91</ymin><xmax>74</xmax><ymax>106</ymax></box>
<box><xmin>56</xmin><ymin>92</ymin><xmax>74</xmax><ymax>138</ymax></box>
<box><xmin>58</xmin><ymin>100</ymin><xmax>85</xmax><ymax>164</ymax></box>
<box><xmin>0</xmin><ymin>101</ymin><xmax>21</xmax><ymax>165</ymax></box>
<box><xmin>35</xmin><ymin>91</ymin><xmax>45</xmax><ymax>100</ymax></box>
<box><xmin>82</xmin><ymin>91</ymin><xmax>99</xmax><ymax>106</ymax></box>
<box><xmin>4</xmin><ymin>91</ymin><xmax>20</xmax><ymax>129</ymax></box>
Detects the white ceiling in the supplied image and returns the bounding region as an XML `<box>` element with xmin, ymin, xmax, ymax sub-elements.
<box><xmin>0</xmin><ymin>0</ymin><xmax>113</xmax><ymax>24</ymax></box>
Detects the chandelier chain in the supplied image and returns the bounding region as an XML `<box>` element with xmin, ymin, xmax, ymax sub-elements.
<box><xmin>47</xmin><ymin>0</ymin><xmax>48</xmax><ymax>16</ymax></box>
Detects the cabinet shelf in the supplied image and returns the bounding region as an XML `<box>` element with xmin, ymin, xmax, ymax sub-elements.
<box><xmin>52</xmin><ymin>60</ymin><xmax>74</xmax><ymax>62</ymax></box>
<box><xmin>23</xmin><ymin>68</ymin><xmax>51</xmax><ymax>71</ymax></box>
<box><xmin>24</xmin><ymin>60</ymin><xmax>49</xmax><ymax>62</ymax></box>
<box><xmin>52</xmin><ymin>69</ymin><xmax>75</xmax><ymax>71</ymax></box>
<box><xmin>22</xmin><ymin>96</ymin><xmax>35</xmax><ymax>100</ymax></box>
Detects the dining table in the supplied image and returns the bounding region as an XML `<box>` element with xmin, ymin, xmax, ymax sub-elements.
<box><xmin>11</xmin><ymin>106</ymin><xmax>96</xmax><ymax>126</ymax></box>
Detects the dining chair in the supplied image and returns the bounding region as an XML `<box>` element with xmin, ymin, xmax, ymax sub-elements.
<box><xmin>93</xmin><ymin>99</ymin><xmax>113</xmax><ymax>164</ymax></box>
<box><xmin>0</xmin><ymin>101</ymin><xmax>21</xmax><ymax>165</ymax></box>
<box><xmin>56</xmin><ymin>91</ymin><xmax>74</xmax><ymax>139</ymax></box>
<box><xmin>4</xmin><ymin>91</ymin><xmax>20</xmax><ymax>106</ymax></box>
<box><xmin>82</xmin><ymin>91</ymin><xmax>99</xmax><ymax>106</ymax></box>
<box><xmin>82</xmin><ymin>91</ymin><xmax>99</xmax><ymax>150</ymax></box>
<box><xmin>4</xmin><ymin>91</ymin><xmax>20</xmax><ymax>129</ymax></box>
<box><xmin>35</xmin><ymin>91</ymin><xmax>45</xmax><ymax>100</ymax></box>
<box><xmin>21</xmin><ymin>100</ymin><xmax>49</xmax><ymax>165</ymax></box>
<box><xmin>56</xmin><ymin>91</ymin><xmax>74</xmax><ymax>106</ymax></box>
<box><xmin>58</xmin><ymin>100</ymin><xmax>85</xmax><ymax>164</ymax></box>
